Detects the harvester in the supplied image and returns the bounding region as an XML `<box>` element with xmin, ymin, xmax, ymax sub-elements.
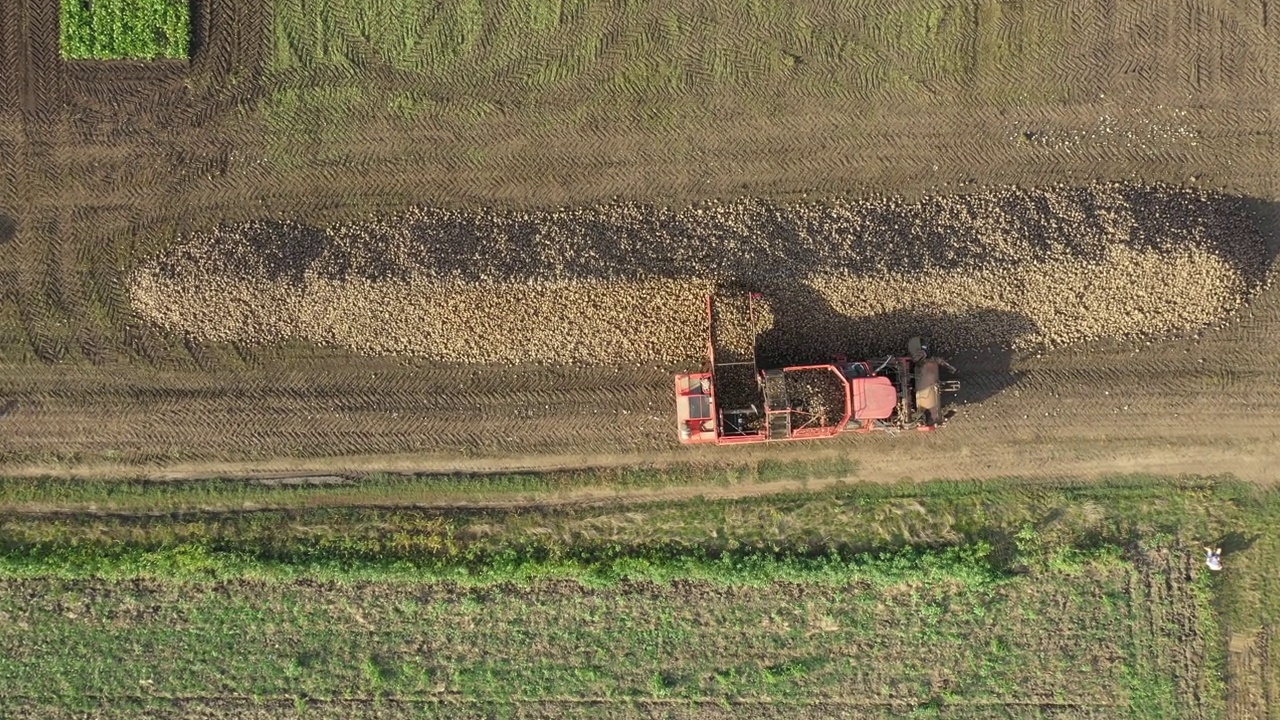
<box><xmin>675</xmin><ymin>293</ymin><xmax>960</xmax><ymax>444</ymax></box>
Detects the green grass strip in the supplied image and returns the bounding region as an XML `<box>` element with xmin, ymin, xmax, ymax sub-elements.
<box><xmin>0</xmin><ymin>457</ymin><xmax>857</xmax><ymax>512</ymax></box>
<box><xmin>0</xmin><ymin>540</ymin><xmax>1020</xmax><ymax>588</ymax></box>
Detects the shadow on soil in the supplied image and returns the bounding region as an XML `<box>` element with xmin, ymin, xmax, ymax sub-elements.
<box><xmin>1212</xmin><ymin>531</ymin><xmax>1260</xmax><ymax>558</ymax></box>
<box><xmin>748</xmin><ymin>282</ymin><xmax>1026</xmax><ymax>407</ymax></box>
<box><xmin>189</xmin><ymin>0</ymin><xmax>208</xmax><ymax>60</ymax></box>
<box><xmin>1239</xmin><ymin>197</ymin><xmax>1280</xmax><ymax>277</ymax></box>
<box><xmin>0</xmin><ymin>214</ymin><xmax>15</xmax><ymax>245</ymax></box>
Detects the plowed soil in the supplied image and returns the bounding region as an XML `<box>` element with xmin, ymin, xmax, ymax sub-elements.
<box><xmin>0</xmin><ymin>0</ymin><xmax>1278</xmax><ymax>488</ymax></box>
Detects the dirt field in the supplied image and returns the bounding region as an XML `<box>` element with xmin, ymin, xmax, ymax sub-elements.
<box><xmin>1</xmin><ymin>0</ymin><xmax>1278</xmax><ymax>484</ymax></box>
<box><xmin>1</xmin><ymin>6</ymin><xmax>1279</xmax><ymax>706</ymax></box>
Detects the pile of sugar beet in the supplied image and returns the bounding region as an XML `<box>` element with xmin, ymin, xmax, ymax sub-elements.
<box><xmin>131</xmin><ymin>182</ymin><xmax>1272</xmax><ymax>365</ymax></box>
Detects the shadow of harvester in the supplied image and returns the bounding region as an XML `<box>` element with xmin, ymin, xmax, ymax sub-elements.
<box><xmin>736</xmin><ymin>282</ymin><xmax>1034</xmax><ymax>407</ymax></box>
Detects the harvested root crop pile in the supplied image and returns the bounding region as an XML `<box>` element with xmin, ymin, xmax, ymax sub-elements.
<box><xmin>713</xmin><ymin>365</ymin><xmax>764</xmax><ymax>428</ymax></box>
<box><xmin>131</xmin><ymin>276</ymin><xmax>712</xmax><ymax>364</ymax></box>
<box><xmin>755</xmin><ymin>243</ymin><xmax>1247</xmax><ymax>363</ymax></box>
<box><xmin>131</xmin><ymin>183</ymin><xmax>1271</xmax><ymax>365</ymax></box>
<box><xmin>786</xmin><ymin>369</ymin><xmax>847</xmax><ymax>429</ymax></box>
<box><xmin>711</xmin><ymin>292</ymin><xmax>762</xmax><ymax>364</ymax></box>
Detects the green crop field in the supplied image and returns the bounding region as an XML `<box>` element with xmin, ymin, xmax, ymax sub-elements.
<box><xmin>0</xmin><ymin>549</ymin><xmax>1180</xmax><ymax>718</ymax></box>
<box><xmin>2</xmin><ymin>471</ymin><xmax>1274</xmax><ymax>717</ymax></box>
<box><xmin>267</xmin><ymin>0</ymin><xmax>1062</xmax><ymax>97</ymax></box>
<box><xmin>260</xmin><ymin>0</ymin><xmax>1069</xmax><ymax>159</ymax></box>
<box><xmin>59</xmin><ymin>0</ymin><xmax>191</xmax><ymax>60</ymax></box>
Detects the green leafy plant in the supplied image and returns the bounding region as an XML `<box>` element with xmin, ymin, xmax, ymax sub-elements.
<box><xmin>60</xmin><ymin>0</ymin><xmax>191</xmax><ymax>60</ymax></box>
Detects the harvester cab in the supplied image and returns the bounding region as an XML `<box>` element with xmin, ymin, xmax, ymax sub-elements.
<box><xmin>906</xmin><ymin>336</ymin><xmax>961</xmax><ymax>429</ymax></box>
<box><xmin>674</xmin><ymin>293</ymin><xmax>960</xmax><ymax>444</ymax></box>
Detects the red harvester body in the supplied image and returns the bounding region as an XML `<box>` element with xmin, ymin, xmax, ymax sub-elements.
<box><xmin>675</xmin><ymin>293</ymin><xmax>959</xmax><ymax>444</ymax></box>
